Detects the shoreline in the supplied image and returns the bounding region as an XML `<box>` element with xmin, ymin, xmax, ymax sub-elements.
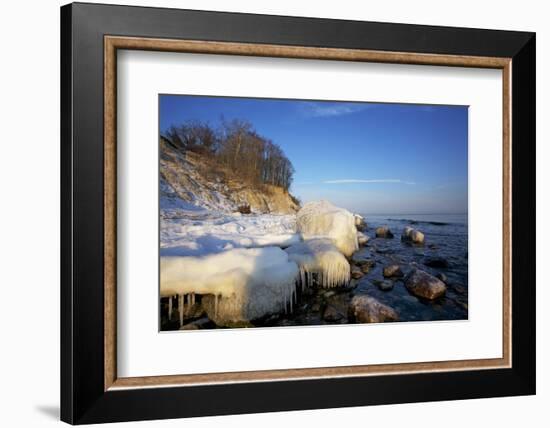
<box><xmin>160</xmin><ymin>203</ymin><xmax>468</xmax><ymax>331</ymax></box>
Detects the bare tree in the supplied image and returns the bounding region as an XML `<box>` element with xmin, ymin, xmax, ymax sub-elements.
<box><xmin>163</xmin><ymin>118</ymin><xmax>294</xmax><ymax>191</ymax></box>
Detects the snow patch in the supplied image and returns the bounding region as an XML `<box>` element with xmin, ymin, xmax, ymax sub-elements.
<box><xmin>161</xmin><ymin>211</ymin><xmax>300</xmax><ymax>257</ymax></box>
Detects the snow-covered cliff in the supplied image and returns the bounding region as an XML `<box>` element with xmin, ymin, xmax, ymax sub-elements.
<box><xmin>160</xmin><ymin>137</ymin><xmax>300</xmax><ymax>217</ymax></box>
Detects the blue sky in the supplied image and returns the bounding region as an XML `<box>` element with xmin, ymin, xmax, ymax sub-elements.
<box><xmin>160</xmin><ymin>95</ymin><xmax>468</xmax><ymax>215</ymax></box>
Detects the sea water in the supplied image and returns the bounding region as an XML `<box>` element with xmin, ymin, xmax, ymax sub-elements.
<box><xmin>353</xmin><ymin>213</ymin><xmax>469</xmax><ymax>322</ymax></box>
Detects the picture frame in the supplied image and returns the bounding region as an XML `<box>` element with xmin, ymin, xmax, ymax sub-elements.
<box><xmin>60</xmin><ymin>2</ymin><xmax>535</xmax><ymax>424</ymax></box>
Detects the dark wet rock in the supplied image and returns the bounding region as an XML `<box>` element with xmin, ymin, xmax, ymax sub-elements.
<box><xmin>348</xmin><ymin>279</ymin><xmax>359</xmax><ymax>289</ymax></box>
<box><xmin>357</xmin><ymin>232</ymin><xmax>369</xmax><ymax>246</ymax></box>
<box><xmin>355</xmin><ymin>214</ymin><xmax>368</xmax><ymax>232</ymax></box>
<box><xmin>301</xmin><ymin>286</ymin><xmax>316</xmax><ymax>297</ymax></box>
<box><xmin>351</xmin><ymin>252</ymin><xmax>376</xmax><ymax>273</ymax></box>
<box><xmin>450</xmin><ymin>283</ymin><xmax>467</xmax><ymax>295</ymax></box>
<box><xmin>405</xmin><ymin>269</ymin><xmax>447</xmax><ymax>300</ymax></box>
<box><xmin>180</xmin><ymin>317</ymin><xmax>214</xmax><ymax>330</ymax></box>
<box><xmin>375</xmin><ymin>247</ymin><xmax>395</xmax><ymax>255</ymax></box>
<box><xmin>360</xmin><ymin>260</ymin><xmax>376</xmax><ymax>273</ymax></box>
<box><xmin>402</xmin><ymin>294</ymin><xmax>419</xmax><ymax>304</ymax></box>
<box><xmin>401</xmin><ymin>226</ymin><xmax>425</xmax><ymax>245</ymax></box>
<box><xmin>383</xmin><ymin>264</ymin><xmax>404</xmax><ymax>278</ymax></box>
<box><xmin>263</xmin><ymin>313</ymin><xmax>282</xmax><ymax>325</ymax></box>
<box><xmin>449</xmin><ymin>296</ymin><xmax>468</xmax><ymax>311</ymax></box>
<box><xmin>323</xmin><ymin>293</ymin><xmax>350</xmax><ymax>322</ymax></box>
<box><xmin>423</xmin><ymin>256</ymin><xmax>449</xmax><ymax>268</ymax></box>
<box><xmin>175</xmin><ymin>301</ymin><xmax>206</xmax><ymax>324</ymax></box>
<box><xmin>323</xmin><ymin>304</ymin><xmax>345</xmax><ymax>322</ymax></box>
<box><xmin>311</xmin><ymin>302</ymin><xmax>322</xmax><ymax>312</ymax></box>
<box><xmin>277</xmin><ymin>319</ymin><xmax>297</xmax><ymax>327</ymax></box>
<box><xmin>436</xmin><ymin>272</ymin><xmax>448</xmax><ymax>283</ymax></box>
<box><xmin>348</xmin><ymin>295</ymin><xmax>399</xmax><ymax>323</ymax></box>
<box><xmin>375</xmin><ymin>226</ymin><xmax>394</xmax><ymax>238</ymax></box>
<box><xmin>322</xmin><ymin>290</ymin><xmax>337</xmax><ymax>299</ymax></box>
<box><xmin>456</xmin><ymin>300</ymin><xmax>468</xmax><ymax>311</ymax></box>
<box><xmin>351</xmin><ymin>250</ymin><xmax>373</xmax><ymax>264</ymax></box>
<box><xmin>351</xmin><ymin>265</ymin><xmax>364</xmax><ymax>279</ymax></box>
<box><xmin>377</xmin><ymin>280</ymin><xmax>394</xmax><ymax>291</ymax></box>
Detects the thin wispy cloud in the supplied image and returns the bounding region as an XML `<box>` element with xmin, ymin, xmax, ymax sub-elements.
<box><xmin>323</xmin><ymin>179</ymin><xmax>416</xmax><ymax>185</ymax></box>
<box><xmin>300</xmin><ymin>102</ymin><xmax>369</xmax><ymax>118</ymax></box>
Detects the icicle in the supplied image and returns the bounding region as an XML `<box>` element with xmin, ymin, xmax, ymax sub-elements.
<box><xmin>289</xmin><ymin>285</ymin><xmax>293</xmax><ymax>313</ymax></box>
<box><xmin>179</xmin><ymin>294</ymin><xmax>184</xmax><ymax>327</ymax></box>
<box><xmin>168</xmin><ymin>297</ymin><xmax>172</xmax><ymax>321</ymax></box>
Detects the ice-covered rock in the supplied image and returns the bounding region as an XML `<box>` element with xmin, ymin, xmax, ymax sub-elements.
<box><xmin>401</xmin><ymin>226</ymin><xmax>425</xmax><ymax>244</ymax></box>
<box><xmin>296</xmin><ymin>200</ymin><xmax>358</xmax><ymax>257</ymax></box>
<box><xmin>285</xmin><ymin>238</ymin><xmax>351</xmax><ymax>289</ymax></box>
<box><xmin>354</xmin><ymin>214</ymin><xmax>367</xmax><ymax>232</ymax></box>
<box><xmin>160</xmin><ymin>247</ymin><xmax>299</xmax><ymax>326</ymax></box>
<box><xmin>357</xmin><ymin>232</ymin><xmax>369</xmax><ymax>246</ymax></box>
<box><xmin>375</xmin><ymin>226</ymin><xmax>394</xmax><ymax>239</ymax></box>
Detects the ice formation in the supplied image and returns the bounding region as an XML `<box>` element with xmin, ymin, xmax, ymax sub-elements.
<box><xmin>160</xmin><ymin>197</ymin><xmax>362</xmax><ymax>325</ymax></box>
<box><xmin>160</xmin><ymin>247</ymin><xmax>299</xmax><ymax>325</ymax></box>
<box><xmin>285</xmin><ymin>238</ymin><xmax>351</xmax><ymax>289</ymax></box>
<box><xmin>357</xmin><ymin>231</ymin><xmax>369</xmax><ymax>246</ymax></box>
<box><xmin>296</xmin><ymin>200</ymin><xmax>358</xmax><ymax>257</ymax></box>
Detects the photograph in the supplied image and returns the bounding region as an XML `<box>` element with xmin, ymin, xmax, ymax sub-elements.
<box><xmin>159</xmin><ymin>95</ymin><xmax>469</xmax><ymax>331</ymax></box>
<box><xmin>50</xmin><ymin>1</ymin><xmax>539</xmax><ymax>424</ymax></box>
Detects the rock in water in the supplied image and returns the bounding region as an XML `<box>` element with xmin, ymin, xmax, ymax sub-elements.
<box><xmin>296</xmin><ymin>200</ymin><xmax>358</xmax><ymax>257</ymax></box>
<box><xmin>180</xmin><ymin>317</ymin><xmax>213</xmax><ymax>330</ymax></box>
<box><xmin>323</xmin><ymin>305</ymin><xmax>345</xmax><ymax>322</ymax></box>
<box><xmin>351</xmin><ymin>250</ymin><xmax>373</xmax><ymax>264</ymax></box>
<box><xmin>377</xmin><ymin>280</ymin><xmax>394</xmax><ymax>291</ymax></box>
<box><xmin>423</xmin><ymin>256</ymin><xmax>449</xmax><ymax>268</ymax></box>
<box><xmin>405</xmin><ymin>269</ymin><xmax>446</xmax><ymax>300</ymax></box>
<box><xmin>401</xmin><ymin>226</ymin><xmax>425</xmax><ymax>244</ymax></box>
<box><xmin>348</xmin><ymin>295</ymin><xmax>399</xmax><ymax>323</ymax></box>
<box><xmin>360</xmin><ymin>262</ymin><xmax>375</xmax><ymax>274</ymax></box>
<box><xmin>354</xmin><ymin>214</ymin><xmax>368</xmax><ymax>232</ymax></box>
<box><xmin>351</xmin><ymin>265</ymin><xmax>364</xmax><ymax>279</ymax></box>
<box><xmin>357</xmin><ymin>232</ymin><xmax>369</xmax><ymax>246</ymax></box>
<box><xmin>436</xmin><ymin>272</ymin><xmax>448</xmax><ymax>283</ymax></box>
<box><xmin>383</xmin><ymin>264</ymin><xmax>404</xmax><ymax>278</ymax></box>
<box><xmin>375</xmin><ymin>226</ymin><xmax>394</xmax><ymax>238</ymax></box>
<box><xmin>351</xmin><ymin>251</ymin><xmax>375</xmax><ymax>273</ymax></box>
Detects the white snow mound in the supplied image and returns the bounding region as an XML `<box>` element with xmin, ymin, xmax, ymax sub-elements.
<box><xmin>160</xmin><ymin>247</ymin><xmax>299</xmax><ymax>325</ymax></box>
<box><xmin>296</xmin><ymin>200</ymin><xmax>358</xmax><ymax>257</ymax></box>
<box><xmin>161</xmin><ymin>211</ymin><xmax>299</xmax><ymax>257</ymax></box>
<box><xmin>285</xmin><ymin>238</ymin><xmax>351</xmax><ymax>289</ymax></box>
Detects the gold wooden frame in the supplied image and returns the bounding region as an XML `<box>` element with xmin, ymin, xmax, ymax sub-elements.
<box><xmin>104</xmin><ymin>36</ymin><xmax>512</xmax><ymax>391</ymax></box>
